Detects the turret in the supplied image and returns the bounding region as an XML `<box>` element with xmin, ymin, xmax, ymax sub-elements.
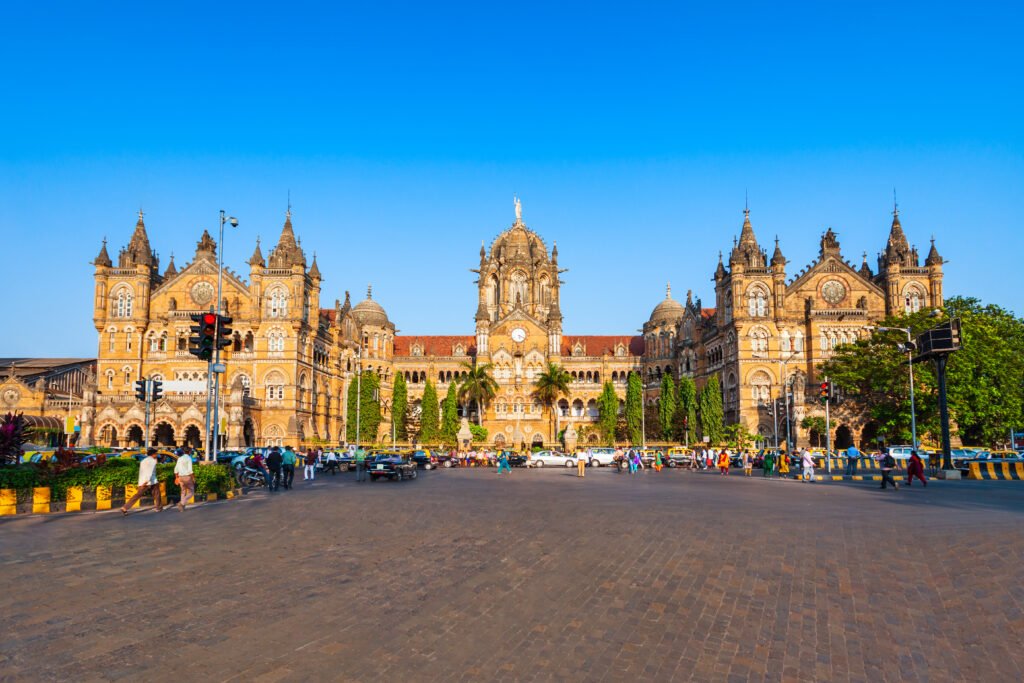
<box><xmin>94</xmin><ymin>238</ymin><xmax>112</xmax><ymax>268</ymax></box>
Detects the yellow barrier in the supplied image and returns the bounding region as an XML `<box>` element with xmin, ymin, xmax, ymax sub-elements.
<box><xmin>969</xmin><ymin>461</ymin><xmax>1024</xmax><ymax>480</ymax></box>
<box><xmin>66</xmin><ymin>486</ymin><xmax>83</xmax><ymax>513</ymax></box>
<box><xmin>96</xmin><ymin>485</ymin><xmax>112</xmax><ymax>510</ymax></box>
<box><xmin>0</xmin><ymin>489</ymin><xmax>16</xmax><ymax>516</ymax></box>
<box><xmin>32</xmin><ymin>487</ymin><xmax>50</xmax><ymax>514</ymax></box>
<box><xmin>125</xmin><ymin>484</ymin><xmax>139</xmax><ymax>507</ymax></box>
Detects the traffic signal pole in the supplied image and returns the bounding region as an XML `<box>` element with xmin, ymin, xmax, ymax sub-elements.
<box><xmin>144</xmin><ymin>378</ymin><xmax>151</xmax><ymax>447</ymax></box>
<box><xmin>824</xmin><ymin>376</ymin><xmax>831</xmax><ymax>474</ymax></box>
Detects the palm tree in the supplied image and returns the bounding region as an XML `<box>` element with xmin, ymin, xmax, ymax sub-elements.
<box><xmin>457</xmin><ymin>361</ymin><xmax>499</xmax><ymax>426</ymax></box>
<box><xmin>532</xmin><ymin>362</ymin><xmax>572</xmax><ymax>445</ymax></box>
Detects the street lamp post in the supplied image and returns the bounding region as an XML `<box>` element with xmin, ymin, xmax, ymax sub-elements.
<box><xmin>209</xmin><ymin>210</ymin><xmax>238</xmax><ymax>463</ymax></box>
<box><xmin>878</xmin><ymin>326</ymin><xmax>918</xmax><ymax>450</ymax></box>
<box><xmin>355</xmin><ymin>348</ymin><xmax>362</xmax><ymax>449</ymax></box>
<box><xmin>774</xmin><ymin>351</ymin><xmax>798</xmax><ymax>455</ymax></box>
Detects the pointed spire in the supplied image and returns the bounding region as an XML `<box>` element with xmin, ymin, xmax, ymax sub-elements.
<box><xmin>686</xmin><ymin>289</ymin><xmax>693</xmax><ymax>306</ymax></box>
<box><xmin>366</xmin><ymin>284</ymin><xmax>373</xmax><ymax>300</ymax></box>
<box><xmin>859</xmin><ymin>250</ymin><xmax>873</xmax><ymax>278</ymax></box>
<box><xmin>268</xmin><ymin>210</ymin><xmax>305</xmax><ymax>268</ymax></box>
<box><xmin>882</xmin><ymin>201</ymin><xmax>911</xmax><ymax>268</ymax></box>
<box><xmin>925</xmin><ymin>237</ymin><xmax>943</xmax><ymax>266</ymax></box>
<box><xmin>715</xmin><ymin>250</ymin><xmax>727</xmax><ymax>279</ymax></box>
<box><xmin>94</xmin><ymin>237</ymin><xmax>112</xmax><ymax>267</ymax></box>
<box><xmin>552</xmin><ymin>240</ymin><xmax>558</xmax><ymax>263</ymax></box>
<box><xmin>771</xmin><ymin>236</ymin><xmax>786</xmax><ymax>267</ymax></box>
<box><xmin>195</xmin><ymin>229</ymin><xmax>217</xmax><ymax>257</ymax></box>
<box><xmin>121</xmin><ymin>209</ymin><xmax>154</xmax><ymax>267</ymax></box>
<box><xmin>249</xmin><ymin>237</ymin><xmax>265</xmax><ymax>267</ymax></box>
<box><xmin>479</xmin><ymin>240</ymin><xmax>486</xmax><ymax>259</ymax></box>
<box><xmin>308</xmin><ymin>252</ymin><xmax>321</xmax><ymax>279</ymax></box>
<box><xmin>738</xmin><ymin>206</ymin><xmax>758</xmax><ymax>247</ymax></box>
<box><xmin>666</xmin><ymin>281</ymin><xmax>672</xmax><ymax>299</ymax></box>
<box><xmin>163</xmin><ymin>253</ymin><xmax>177</xmax><ymax>278</ymax></box>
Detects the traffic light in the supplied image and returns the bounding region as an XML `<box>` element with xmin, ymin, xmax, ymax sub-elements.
<box><xmin>216</xmin><ymin>315</ymin><xmax>233</xmax><ymax>350</ymax></box>
<box><xmin>134</xmin><ymin>379</ymin><xmax>148</xmax><ymax>402</ymax></box>
<box><xmin>150</xmin><ymin>378</ymin><xmax>163</xmax><ymax>402</ymax></box>
<box><xmin>189</xmin><ymin>312</ymin><xmax>217</xmax><ymax>360</ymax></box>
<box><xmin>819</xmin><ymin>381</ymin><xmax>830</xmax><ymax>403</ymax></box>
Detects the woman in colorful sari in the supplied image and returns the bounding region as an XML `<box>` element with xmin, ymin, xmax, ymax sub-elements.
<box><xmin>717</xmin><ymin>449</ymin><xmax>730</xmax><ymax>475</ymax></box>
<box><xmin>777</xmin><ymin>451</ymin><xmax>790</xmax><ymax>478</ymax></box>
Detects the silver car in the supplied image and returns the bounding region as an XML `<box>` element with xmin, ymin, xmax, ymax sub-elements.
<box><xmin>529</xmin><ymin>450</ymin><xmax>575</xmax><ymax>468</ymax></box>
<box><xmin>586</xmin><ymin>447</ymin><xmax>617</xmax><ymax>467</ymax></box>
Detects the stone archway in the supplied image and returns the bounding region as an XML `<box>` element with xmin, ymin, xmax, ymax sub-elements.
<box><xmin>493</xmin><ymin>434</ymin><xmax>507</xmax><ymax>448</ymax></box>
<box><xmin>243</xmin><ymin>419</ymin><xmax>256</xmax><ymax>447</ymax></box>
<box><xmin>98</xmin><ymin>424</ymin><xmax>118</xmax><ymax>447</ymax></box>
<box><xmin>860</xmin><ymin>421</ymin><xmax>881</xmax><ymax>450</ymax></box>
<box><xmin>835</xmin><ymin>425</ymin><xmax>853</xmax><ymax>449</ymax></box>
<box><xmin>126</xmin><ymin>425</ymin><xmax>144</xmax><ymax>448</ymax></box>
<box><xmin>183</xmin><ymin>425</ymin><xmax>202</xmax><ymax>449</ymax></box>
<box><xmin>531</xmin><ymin>433</ymin><xmax>544</xmax><ymax>448</ymax></box>
<box><xmin>154</xmin><ymin>422</ymin><xmax>176</xmax><ymax>447</ymax></box>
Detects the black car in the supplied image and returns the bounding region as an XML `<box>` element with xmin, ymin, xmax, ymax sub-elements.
<box><xmin>503</xmin><ymin>450</ymin><xmax>528</xmax><ymax>467</ymax></box>
<box><xmin>368</xmin><ymin>452</ymin><xmax>418</xmax><ymax>481</ymax></box>
<box><xmin>410</xmin><ymin>449</ymin><xmax>438</xmax><ymax>469</ymax></box>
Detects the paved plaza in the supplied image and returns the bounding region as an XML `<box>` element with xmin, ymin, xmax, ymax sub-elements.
<box><xmin>2</xmin><ymin>467</ymin><xmax>1024</xmax><ymax>682</ymax></box>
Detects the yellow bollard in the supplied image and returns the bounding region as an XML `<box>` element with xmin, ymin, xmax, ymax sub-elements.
<box><xmin>66</xmin><ymin>486</ymin><xmax>83</xmax><ymax>513</ymax></box>
<box><xmin>125</xmin><ymin>484</ymin><xmax>140</xmax><ymax>508</ymax></box>
<box><xmin>207</xmin><ymin>492</ymin><xmax>217</xmax><ymax>502</ymax></box>
<box><xmin>33</xmin><ymin>487</ymin><xmax>51</xmax><ymax>514</ymax></box>
<box><xmin>96</xmin><ymin>485</ymin><xmax>112</xmax><ymax>510</ymax></box>
<box><xmin>0</xmin><ymin>489</ymin><xmax>16</xmax><ymax>516</ymax></box>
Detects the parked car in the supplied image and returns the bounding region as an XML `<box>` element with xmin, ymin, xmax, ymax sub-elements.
<box><xmin>667</xmin><ymin>447</ymin><xmax>696</xmax><ymax>467</ymax></box>
<box><xmin>503</xmin><ymin>450</ymin><xmax>529</xmax><ymax>467</ymax></box>
<box><xmin>216</xmin><ymin>449</ymin><xmax>245</xmax><ymax>465</ymax></box>
<box><xmin>410</xmin><ymin>449</ymin><xmax>438</xmax><ymax>470</ymax></box>
<box><xmin>368</xmin><ymin>451</ymin><xmax>418</xmax><ymax>481</ymax></box>
<box><xmin>586</xmin><ymin>447</ymin><xmax>617</xmax><ymax>467</ymax></box>
<box><xmin>529</xmin><ymin>450</ymin><xmax>574</xmax><ymax>468</ymax></box>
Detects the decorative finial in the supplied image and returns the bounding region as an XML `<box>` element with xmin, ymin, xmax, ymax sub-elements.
<box><xmin>367</xmin><ymin>284</ymin><xmax>373</xmax><ymax>299</ymax></box>
<box><xmin>893</xmin><ymin>187</ymin><xmax>899</xmax><ymax>216</ymax></box>
<box><xmin>137</xmin><ymin>208</ymin><xmax>145</xmax><ymax>223</ymax></box>
<box><xmin>287</xmin><ymin>190</ymin><xmax>292</xmax><ymax>218</ymax></box>
<box><xmin>256</xmin><ymin>236</ymin><xmax>261</xmax><ymax>246</ymax></box>
<box><xmin>744</xmin><ymin>190</ymin><xmax>749</xmax><ymax>216</ymax></box>
<box><xmin>514</xmin><ymin>195</ymin><xmax>522</xmax><ymax>223</ymax></box>
<box><xmin>862</xmin><ymin>250</ymin><xmax>868</xmax><ymax>261</ymax></box>
<box><xmin>666</xmin><ymin>282</ymin><xmax>672</xmax><ymax>299</ymax></box>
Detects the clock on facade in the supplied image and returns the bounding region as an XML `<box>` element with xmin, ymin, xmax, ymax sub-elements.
<box><xmin>511</xmin><ymin>327</ymin><xmax>527</xmax><ymax>343</ymax></box>
<box><xmin>821</xmin><ymin>280</ymin><xmax>847</xmax><ymax>305</ymax></box>
<box><xmin>2</xmin><ymin>388</ymin><xmax>20</xmax><ymax>407</ymax></box>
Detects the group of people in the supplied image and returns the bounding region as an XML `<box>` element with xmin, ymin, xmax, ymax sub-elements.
<box><xmin>121</xmin><ymin>446</ymin><xmax>197</xmax><ymax>514</ymax></box>
<box><xmin>247</xmin><ymin>446</ymin><xmax>335</xmax><ymax>491</ymax></box>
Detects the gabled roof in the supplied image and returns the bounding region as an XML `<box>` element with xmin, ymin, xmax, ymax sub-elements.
<box><xmin>561</xmin><ymin>335</ymin><xmax>644</xmax><ymax>357</ymax></box>
<box><xmin>787</xmin><ymin>254</ymin><xmax>885</xmax><ymax>296</ymax></box>
<box><xmin>394</xmin><ymin>336</ymin><xmax>477</xmax><ymax>357</ymax></box>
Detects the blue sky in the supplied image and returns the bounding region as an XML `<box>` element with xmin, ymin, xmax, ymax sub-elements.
<box><xmin>1</xmin><ymin>1</ymin><xmax>1021</xmax><ymax>356</ymax></box>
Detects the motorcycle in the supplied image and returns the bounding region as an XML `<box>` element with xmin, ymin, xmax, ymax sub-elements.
<box><xmin>236</xmin><ymin>465</ymin><xmax>268</xmax><ymax>488</ymax></box>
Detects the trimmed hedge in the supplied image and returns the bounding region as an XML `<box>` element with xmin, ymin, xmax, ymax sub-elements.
<box><xmin>0</xmin><ymin>459</ymin><xmax>234</xmax><ymax>502</ymax></box>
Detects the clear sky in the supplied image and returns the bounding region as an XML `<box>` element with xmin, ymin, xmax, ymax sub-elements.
<box><xmin>1</xmin><ymin>1</ymin><xmax>1021</xmax><ymax>357</ymax></box>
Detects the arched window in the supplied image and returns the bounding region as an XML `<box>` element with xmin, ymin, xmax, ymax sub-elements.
<box><xmin>747</xmin><ymin>285</ymin><xmax>769</xmax><ymax>317</ymax></box>
<box><xmin>105</xmin><ymin>370</ymin><xmax>115</xmax><ymax>389</ymax></box>
<box><xmin>107</xmin><ymin>328</ymin><xmax>116</xmax><ymax>352</ymax></box>
<box><xmin>780</xmin><ymin>330</ymin><xmax>791</xmax><ymax>352</ymax></box>
<box><xmin>149</xmin><ymin>334</ymin><xmax>160</xmax><ymax>352</ymax></box>
<box><xmin>125</xmin><ymin>327</ymin><xmax>134</xmax><ymax>352</ymax></box>
<box><xmin>793</xmin><ymin>331</ymin><xmax>804</xmax><ymax>352</ymax></box>
<box><xmin>123</xmin><ymin>367</ymin><xmax>132</xmax><ymax>385</ymax></box>
<box><xmin>267</xmin><ymin>330</ymin><xmax>285</xmax><ymax>352</ymax></box>
<box><xmin>749</xmin><ymin>370</ymin><xmax>772</xmax><ymax>405</ymax></box>
<box><xmin>510</xmin><ymin>271</ymin><xmax>529</xmax><ymax>307</ymax></box>
<box><xmin>112</xmin><ymin>287</ymin><xmax>133</xmax><ymax>318</ymax></box>
<box><xmin>265</xmin><ymin>371</ymin><xmax>286</xmax><ymax>401</ymax></box>
<box><xmin>903</xmin><ymin>284</ymin><xmax>925</xmax><ymax>314</ymax></box>
<box><xmin>267</xmin><ymin>288</ymin><xmax>288</xmax><ymax>318</ymax></box>
<box><xmin>749</xmin><ymin>327</ymin><xmax>769</xmax><ymax>353</ymax></box>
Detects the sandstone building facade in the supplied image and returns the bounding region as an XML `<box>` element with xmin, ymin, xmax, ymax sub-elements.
<box><xmin>81</xmin><ymin>202</ymin><xmax>942</xmax><ymax>450</ymax></box>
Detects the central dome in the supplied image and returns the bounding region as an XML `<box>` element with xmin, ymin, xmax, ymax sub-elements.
<box><xmin>352</xmin><ymin>285</ymin><xmax>390</xmax><ymax>326</ymax></box>
<box><xmin>489</xmin><ymin>223</ymin><xmax>548</xmax><ymax>262</ymax></box>
<box><xmin>648</xmin><ymin>284</ymin><xmax>685</xmax><ymax>324</ymax></box>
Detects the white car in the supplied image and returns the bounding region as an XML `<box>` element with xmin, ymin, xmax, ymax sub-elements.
<box><xmin>529</xmin><ymin>450</ymin><xmax>575</xmax><ymax>468</ymax></box>
<box><xmin>586</xmin><ymin>447</ymin><xmax>617</xmax><ymax>467</ymax></box>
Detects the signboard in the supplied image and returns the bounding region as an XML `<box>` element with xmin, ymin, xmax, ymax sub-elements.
<box><xmin>160</xmin><ymin>380</ymin><xmax>207</xmax><ymax>394</ymax></box>
<box><xmin>65</xmin><ymin>416</ymin><xmax>76</xmax><ymax>433</ymax></box>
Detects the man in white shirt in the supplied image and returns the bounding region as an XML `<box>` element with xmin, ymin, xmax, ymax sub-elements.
<box><xmin>174</xmin><ymin>448</ymin><xmax>195</xmax><ymax>511</ymax></box>
<box><xmin>801</xmin><ymin>448</ymin><xmax>815</xmax><ymax>482</ymax></box>
<box><xmin>122</xmin><ymin>448</ymin><xmax>164</xmax><ymax>514</ymax></box>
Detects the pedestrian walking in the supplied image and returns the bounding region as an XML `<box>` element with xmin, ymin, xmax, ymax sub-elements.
<box><xmin>742</xmin><ymin>450</ymin><xmax>753</xmax><ymax>476</ymax></box>
<box><xmin>628</xmin><ymin>449</ymin><xmax>639</xmax><ymax>474</ymax></box>
<box><xmin>266</xmin><ymin>446</ymin><xmax>283</xmax><ymax>491</ymax></box>
<box><xmin>174</xmin><ymin>449</ymin><xmax>195</xmax><ymax>511</ymax></box>
<box><xmin>879</xmin><ymin>451</ymin><xmax>899</xmax><ymax>490</ymax></box>
<box><xmin>928</xmin><ymin>450</ymin><xmax>941</xmax><ymax>477</ymax></box>
<box><xmin>613</xmin><ymin>446</ymin><xmax>625</xmax><ymax>473</ymax></box>
<box><xmin>717</xmin><ymin>449</ymin><xmax>730</xmax><ymax>475</ymax></box>
<box><xmin>844</xmin><ymin>444</ymin><xmax>861</xmax><ymax>476</ymax></box>
<box><xmin>355</xmin><ymin>446</ymin><xmax>368</xmax><ymax>482</ymax></box>
<box><xmin>497</xmin><ymin>451</ymin><xmax>512</xmax><ymax>475</ymax></box>
<box><xmin>906</xmin><ymin>450</ymin><xmax>928</xmax><ymax>487</ymax></box>
<box><xmin>281</xmin><ymin>445</ymin><xmax>297</xmax><ymax>489</ymax></box>
<box><xmin>576</xmin><ymin>449</ymin><xmax>587</xmax><ymax>477</ymax></box>
<box><xmin>801</xmin><ymin>448</ymin><xmax>815</xmax><ymax>482</ymax></box>
<box><xmin>325</xmin><ymin>450</ymin><xmax>339</xmax><ymax>475</ymax></box>
<box><xmin>122</xmin><ymin>448</ymin><xmax>164</xmax><ymax>514</ymax></box>
<box><xmin>653</xmin><ymin>451</ymin><xmax>664</xmax><ymax>473</ymax></box>
<box><xmin>777</xmin><ymin>451</ymin><xmax>790</xmax><ymax>478</ymax></box>
<box><xmin>303</xmin><ymin>448</ymin><xmax>318</xmax><ymax>480</ymax></box>
<box><xmin>762</xmin><ymin>450</ymin><xmax>775</xmax><ymax>478</ymax></box>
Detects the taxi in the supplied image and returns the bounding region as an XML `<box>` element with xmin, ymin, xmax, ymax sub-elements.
<box><xmin>667</xmin><ymin>447</ymin><xmax>696</xmax><ymax>467</ymax></box>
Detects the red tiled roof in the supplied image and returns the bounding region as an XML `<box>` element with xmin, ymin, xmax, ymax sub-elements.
<box><xmin>394</xmin><ymin>335</ymin><xmax>477</xmax><ymax>357</ymax></box>
<box><xmin>701</xmin><ymin>308</ymin><xmax>716</xmax><ymax>320</ymax></box>
<box><xmin>561</xmin><ymin>335</ymin><xmax>644</xmax><ymax>357</ymax></box>
<box><xmin>320</xmin><ymin>308</ymin><xmax>337</xmax><ymax>323</ymax></box>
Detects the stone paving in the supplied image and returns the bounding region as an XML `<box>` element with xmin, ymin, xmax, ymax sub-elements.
<box><xmin>2</xmin><ymin>466</ymin><xmax>1024</xmax><ymax>682</ymax></box>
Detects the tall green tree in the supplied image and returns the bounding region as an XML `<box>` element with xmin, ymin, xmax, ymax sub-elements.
<box><xmin>597</xmin><ymin>381</ymin><xmax>619</xmax><ymax>446</ymax></box>
<box><xmin>419</xmin><ymin>379</ymin><xmax>440</xmax><ymax>443</ymax></box>
<box><xmin>533</xmin><ymin>362</ymin><xmax>572</xmax><ymax>444</ymax></box>
<box><xmin>699</xmin><ymin>374</ymin><xmax>724</xmax><ymax>445</ymax></box>
<box><xmin>346</xmin><ymin>371</ymin><xmax>381</xmax><ymax>443</ymax></box>
<box><xmin>658</xmin><ymin>373</ymin><xmax>676</xmax><ymax>441</ymax></box>
<box><xmin>625</xmin><ymin>372</ymin><xmax>643</xmax><ymax>445</ymax></box>
<box><xmin>823</xmin><ymin>296</ymin><xmax>1024</xmax><ymax>447</ymax></box>
<box><xmin>457</xmin><ymin>361</ymin><xmax>499</xmax><ymax>426</ymax></box>
<box><xmin>673</xmin><ymin>375</ymin><xmax>698</xmax><ymax>444</ymax></box>
<box><xmin>441</xmin><ymin>382</ymin><xmax>460</xmax><ymax>444</ymax></box>
<box><xmin>391</xmin><ymin>372</ymin><xmax>408</xmax><ymax>442</ymax></box>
